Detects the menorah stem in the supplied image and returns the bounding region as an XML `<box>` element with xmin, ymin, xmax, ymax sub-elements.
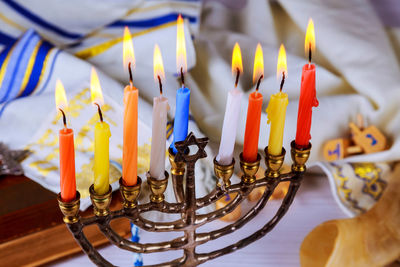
<box><xmin>183</xmin><ymin>159</ymin><xmax>197</xmax><ymax>265</ymax></box>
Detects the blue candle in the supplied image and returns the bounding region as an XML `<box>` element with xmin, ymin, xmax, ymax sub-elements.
<box><xmin>170</xmin><ymin>86</ymin><xmax>190</xmax><ymax>153</ymax></box>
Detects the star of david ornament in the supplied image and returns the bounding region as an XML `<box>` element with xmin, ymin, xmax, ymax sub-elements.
<box><xmin>0</xmin><ymin>143</ymin><xmax>30</xmax><ymax>176</ymax></box>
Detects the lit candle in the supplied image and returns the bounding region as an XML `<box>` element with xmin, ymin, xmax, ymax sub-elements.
<box><xmin>122</xmin><ymin>27</ymin><xmax>138</xmax><ymax>186</ymax></box>
<box><xmin>243</xmin><ymin>43</ymin><xmax>264</xmax><ymax>162</ymax></box>
<box><xmin>91</xmin><ymin>68</ymin><xmax>111</xmax><ymax>195</ymax></box>
<box><xmin>216</xmin><ymin>43</ymin><xmax>243</xmax><ymax>165</ymax></box>
<box><xmin>55</xmin><ymin>80</ymin><xmax>76</xmax><ymax>202</ymax></box>
<box><xmin>150</xmin><ymin>44</ymin><xmax>169</xmax><ymax>180</ymax></box>
<box><xmin>266</xmin><ymin>44</ymin><xmax>289</xmax><ymax>156</ymax></box>
<box><xmin>170</xmin><ymin>14</ymin><xmax>190</xmax><ymax>154</ymax></box>
<box><xmin>295</xmin><ymin>18</ymin><xmax>319</xmax><ymax>148</ymax></box>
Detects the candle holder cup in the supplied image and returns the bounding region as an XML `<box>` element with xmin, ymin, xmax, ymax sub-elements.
<box><xmin>58</xmin><ymin>132</ymin><xmax>311</xmax><ymax>266</ymax></box>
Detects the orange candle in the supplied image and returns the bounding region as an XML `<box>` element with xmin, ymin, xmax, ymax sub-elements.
<box><xmin>243</xmin><ymin>44</ymin><xmax>264</xmax><ymax>162</ymax></box>
<box><xmin>59</xmin><ymin>128</ymin><xmax>76</xmax><ymax>202</ymax></box>
<box><xmin>122</xmin><ymin>26</ymin><xmax>138</xmax><ymax>186</ymax></box>
<box><xmin>123</xmin><ymin>85</ymin><xmax>138</xmax><ymax>186</ymax></box>
<box><xmin>55</xmin><ymin>79</ymin><xmax>76</xmax><ymax>202</ymax></box>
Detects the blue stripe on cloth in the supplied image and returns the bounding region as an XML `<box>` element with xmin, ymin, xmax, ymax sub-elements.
<box><xmin>108</xmin><ymin>13</ymin><xmax>197</xmax><ymax>28</ymax></box>
<box><xmin>0</xmin><ymin>48</ymin><xmax>60</xmax><ymax>118</ymax></box>
<box><xmin>36</xmin><ymin>49</ymin><xmax>60</xmax><ymax>95</ymax></box>
<box><xmin>0</xmin><ymin>31</ymin><xmax>39</xmax><ymax>103</ymax></box>
<box><xmin>3</xmin><ymin>0</ymin><xmax>83</xmax><ymax>39</ymax></box>
<box><xmin>0</xmin><ymin>31</ymin><xmax>16</xmax><ymax>46</ymax></box>
<box><xmin>0</xmin><ymin>41</ymin><xmax>15</xmax><ymax>69</ymax></box>
<box><xmin>20</xmin><ymin>41</ymin><xmax>53</xmax><ymax>97</ymax></box>
<box><xmin>0</xmin><ymin>29</ymin><xmax>36</xmax><ymax>103</ymax></box>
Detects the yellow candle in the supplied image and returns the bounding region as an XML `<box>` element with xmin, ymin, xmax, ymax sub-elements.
<box><xmin>267</xmin><ymin>44</ymin><xmax>289</xmax><ymax>156</ymax></box>
<box><xmin>266</xmin><ymin>92</ymin><xmax>288</xmax><ymax>155</ymax></box>
<box><xmin>91</xmin><ymin>67</ymin><xmax>111</xmax><ymax>194</ymax></box>
<box><xmin>94</xmin><ymin>121</ymin><xmax>111</xmax><ymax>194</ymax></box>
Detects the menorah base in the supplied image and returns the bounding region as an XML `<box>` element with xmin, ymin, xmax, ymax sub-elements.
<box><xmin>58</xmin><ymin>133</ymin><xmax>311</xmax><ymax>266</ymax></box>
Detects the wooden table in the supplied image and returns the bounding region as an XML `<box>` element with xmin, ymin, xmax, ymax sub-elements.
<box><xmin>0</xmin><ymin>175</ymin><xmax>130</xmax><ymax>267</ymax></box>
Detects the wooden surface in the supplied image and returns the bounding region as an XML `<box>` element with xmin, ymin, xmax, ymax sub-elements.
<box><xmin>0</xmin><ymin>175</ymin><xmax>130</xmax><ymax>267</ymax></box>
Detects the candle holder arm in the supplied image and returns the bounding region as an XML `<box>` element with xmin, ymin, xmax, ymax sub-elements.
<box><xmin>195</xmin><ymin>175</ymin><xmax>302</xmax><ymax>264</ymax></box>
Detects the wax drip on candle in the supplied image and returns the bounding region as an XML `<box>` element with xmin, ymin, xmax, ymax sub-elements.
<box><xmin>280</xmin><ymin>72</ymin><xmax>286</xmax><ymax>92</ymax></box>
<box><xmin>128</xmin><ymin>62</ymin><xmax>133</xmax><ymax>88</ymax></box>
<box><xmin>59</xmin><ymin>108</ymin><xmax>67</xmax><ymax>128</ymax></box>
<box><xmin>94</xmin><ymin>103</ymin><xmax>104</xmax><ymax>122</ymax></box>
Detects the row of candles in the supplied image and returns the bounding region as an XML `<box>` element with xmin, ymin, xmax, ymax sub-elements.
<box><xmin>57</xmin><ymin>16</ymin><xmax>318</xmax><ymax>202</ymax></box>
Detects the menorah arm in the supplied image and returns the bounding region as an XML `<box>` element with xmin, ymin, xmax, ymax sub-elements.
<box><xmin>136</xmin><ymin>201</ymin><xmax>185</xmax><ymax>214</ymax></box>
<box><xmin>195</xmin><ymin>189</ymin><xmax>246</xmax><ymax>226</ymax></box>
<box><xmin>99</xmin><ymin>224</ymin><xmax>188</xmax><ymax>253</ymax></box>
<box><xmin>195</xmin><ymin>175</ymin><xmax>302</xmax><ymax>264</ymax></box>
<box><xmin>195</xmin><ymin>178</ymin><xmax>270</xmax><ymax>209</ymax></box>
<box><xmin>195</xmin><ymin>177</ymin><xmax>280</xmax><ymax>244</ymax></box>
<box><xmin>132</xmin><ymin>216</ymin><xmax>188</xmax><ymax>232</ymax></box>
<box><xmin>67</xmin><ymin>223</ymin><xmax>115</xmax><ymax>267</ymax></box>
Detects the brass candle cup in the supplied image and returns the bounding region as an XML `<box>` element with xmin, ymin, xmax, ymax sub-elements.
<box><xmin>147</xmin><ymin>171</ymin><xmax>169</xmax><ymax>203</ymax></box>
<box><xmin>291</xmin><ymin>141</ymin><xmax>311</xmax><ymax>173</ymax></box>
<box><xmin>119</xmin><ymin>177</ymin><xmax>142</xmax><ymax>209</ymax></box>
<box><xmin>264</xmin><ymin>147</ymin><xmax>286</xmax><ymax>178</ymax></box>
<box><xmin>89</xmin><ymin>184</ymin><xmax>112</xmax><ymax>216</ymax></box>
<box><xmin>239</xmin><ymin>153</ymin><xmax>261</xmax><ymax>184</ymax></box>
<box><xmin>57</xmin><ymin>191</ymin><xmax>80</xmax><ymax>224</ymax></box>
<box><xmin>214</xmin><ymin>157</ymin><xmax>235</xmax><ymax>188</ymax></box>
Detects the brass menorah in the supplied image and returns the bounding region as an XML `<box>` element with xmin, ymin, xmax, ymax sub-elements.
<box><xmin>58</xmin><ymin>132</ymin><xmax>311</xmax><ymax>266</ymax></box>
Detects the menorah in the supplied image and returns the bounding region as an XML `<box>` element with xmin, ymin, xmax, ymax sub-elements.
<box><xmin>57</xmin><ymin>132</ymin><xmax>311</xmax><ymax>266</ymax></box>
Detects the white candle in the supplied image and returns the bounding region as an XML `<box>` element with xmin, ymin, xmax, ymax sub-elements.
<box><xmin>216</xmin><ymin>88</ymin><xmax>243</xmax><ymax>165</ymax></box>
<box><xmin>149</xmin><ymin>96</ymin><xmax>169</xmax><ymax>180</ymax></box>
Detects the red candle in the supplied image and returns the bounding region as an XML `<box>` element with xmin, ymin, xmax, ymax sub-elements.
<box><xmin>55</xmin><ymin>80</ymin><xmax>76</xmax><ymax>202</ymax></box>
<box><xmin>295</xmin><ymin>19</ymin><xmax>319</xmax><ymax>148</ymax></box>
<box><xmin>243</xmin><ymin>43</ymin><xmax>264</xmax><ymax>162</ymax></box>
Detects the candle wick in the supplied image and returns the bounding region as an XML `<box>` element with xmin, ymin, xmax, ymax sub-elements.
<box><xmin>128</xmin><ymin>62</ymin><xmax>133</xmax><ymax>88</ymax></box>
<box><xmin>59</xmin><ymin>108</ymin><xmax>67</xmax><ymax>128</ymax></box>
<box><xmin>255</xmin><ymin>74</ymin><xmax>263</xmax><ymax>92</ymax></box>
<box><xmin>157</xmin><ymin>75</ymin><xmax>163</xmax><ymax>95</ymax></box>
<box><xmin>280</xmin><ymin>72</ymin><xmax>285</xmax><ymax>92</ymax></box>
<box><xmin>180</xmin><ymin>67</ymin><xmax>185</xmax><ymax>88</ymax></box>
<box><xmin>95</xmin><ymin>103</ymin><xmax>104</xmax><ymax>122</ymax></box>
<box><xmin>234</xmin><ymin>68</ymin><xmax>240</xmax><ymax>88</ymax></box>
<box><xmin>308</xmin><ymin>43</ymin><xmax>312</xmax><ymax>65</ymax></box>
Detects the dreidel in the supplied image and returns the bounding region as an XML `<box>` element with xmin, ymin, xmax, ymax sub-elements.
<box><xmin>349</xmin><ymin>122</ymin><xmax>387</xmax><ymax>154</ymax></box>
<box><xmin>323</xmin><ymin>138</ymin><xmax>362</xmax><ymax>161</ymax></box>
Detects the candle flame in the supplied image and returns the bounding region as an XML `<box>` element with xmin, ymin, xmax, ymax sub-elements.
<box><xmin>231</xmin><ymin>42</ymin><xmax>243</xmax><ymax>76</ymax></box>
<box><xmin>276</xmin><ymin>44</ymin><xmax>287</xmax><ymax>80</ymax></box>
<box><xmin>55</xmin><ymin>79</ymin><xmax>68</xmax><ymax>112</ymax></box>
<box><xmin>123</xmin><ymin>26</ymin><xmax>135</xmax><ymax>70</ymax></box>
<box><xmin>153</xmin><ymin>44</ymin><xmax>165</xmax><ymax>83</ymax></box>
<box><xmin>90</xmin><ymin>67</ymin><xmax>104</xmax><ymax>106</ymax></box>
<box><xmin>176</xmin><ymin>14</ymin><xmax>187</xmax><ymax>74</ymax></box>
<box><xmin>252</xmin><ymin>43</ymin><xmax>264</xmax><ymax>84</ymax></box>
<box><xmin>305</xmin><ymin>18</ymin><xmax>315</xmax><ymax>57</ymax></box>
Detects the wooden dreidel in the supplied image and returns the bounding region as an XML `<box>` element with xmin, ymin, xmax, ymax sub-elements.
<box><xmin>323</xmin><ymin>138</ymin><xmax>362</xmax><ymax>161</ymax></box>
<box><xmin>349</xmin><ymin>122</ymin><xmax>387</xmax><ymax>154</ymax></box>
<box><xmin>216</xmin><ymin>193</ymin><xmax>241</xmax><ymax>222</ymax></box>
